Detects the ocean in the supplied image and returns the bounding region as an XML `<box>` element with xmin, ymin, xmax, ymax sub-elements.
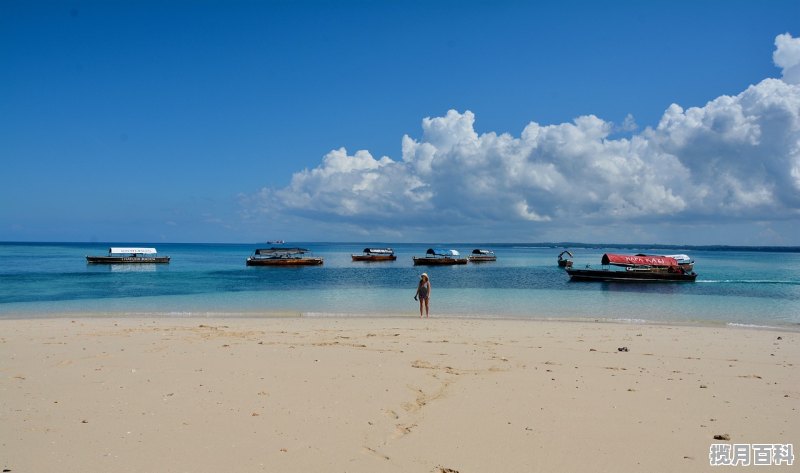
<box><xmin>1</xmin><ymin>242</ymin><xmax>798</xmax><ymax>328</ymax></box>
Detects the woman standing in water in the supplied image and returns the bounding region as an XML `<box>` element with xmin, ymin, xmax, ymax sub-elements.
<box><xmin>414</xmin><ymin>273</ymin><xmax>431</xmax><ymax>318</ymax></box>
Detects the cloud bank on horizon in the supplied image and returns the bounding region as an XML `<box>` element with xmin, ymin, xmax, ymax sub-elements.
<box><xmin>244</xmin><ymin>34</ymin><xmax>800</xmax><ymax>243</ymax></box>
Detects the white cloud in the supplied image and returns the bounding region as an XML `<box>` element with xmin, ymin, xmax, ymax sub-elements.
<box><xmin>244</xmin><ymin>34</ymin><xmax>800</xmax><ymax>242</ymax></box>
<box><xmin>245</xmin><ymin>147</ymin><xmax>434</xmax><ymax>229</ymax></box>
<box><xmin>774</xmin><ymin>33</ymin><xmax>800</xmax><ymax>84</ymax></box>
<box><xmin>654</xmin><ymin>77</ymin><xmax>800</xmax><ymax>216</ymax></box>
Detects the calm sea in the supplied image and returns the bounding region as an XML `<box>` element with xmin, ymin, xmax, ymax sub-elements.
<box><xmin>1</xmin><ymin>242</ymin><xmax>798</xmax><ymax>327</ymax></box>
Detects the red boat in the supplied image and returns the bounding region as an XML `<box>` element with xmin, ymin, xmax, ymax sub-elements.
<box><xmin>566</xmin><ymin>253</ymin><xmax>697</xmax><ymax>282</ymax></box>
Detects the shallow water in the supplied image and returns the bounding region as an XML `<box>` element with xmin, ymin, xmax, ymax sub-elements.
<box><xmin>1</xmin><ymin>242</ymin><xmax>798</xmax><ymax>326</ymax></box>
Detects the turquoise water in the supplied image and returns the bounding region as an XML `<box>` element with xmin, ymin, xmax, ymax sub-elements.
<box><xmin>1</xmin><ymin>242</ymin><xmax>799</xmax><ymax>327</ymax></box>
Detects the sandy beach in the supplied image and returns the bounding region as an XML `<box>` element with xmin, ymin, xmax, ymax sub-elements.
<box><xmin>1</xmin><ymin>316</ymin><xmax>796</xmax><ymax>472</ymax></box>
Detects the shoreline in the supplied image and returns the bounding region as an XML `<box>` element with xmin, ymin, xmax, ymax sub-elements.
<box><xmin>2</xmin><ymin>316</ymin><xmax>797</xmax><ymax>472</ymax></box>
<box><xmin>2</xmin><ymin>309</ymin><xmax>799</xmax><ymax>332</ymax></box>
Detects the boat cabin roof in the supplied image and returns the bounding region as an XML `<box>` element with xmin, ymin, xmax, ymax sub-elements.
<box><xmin>254</xmin><ymin>247</ymin><xmax>309</xmax><ymax>255</ymax></box>
<box><xmin>602</xmin><ymin>253</ymin><xmax>678</xmax><ymax>267</ymax></box>
<box><xmin>363</xmin><ymin>248</ymin><xmax>394</xmax><ymax>254</ymax></box>
<box><xmin>471</xmin><ymin>249</ymin><xmax>494</xmax><ymax>255</ymax></box>
<box><xmin>427</xmin><ymin>248</ymin><xmax>460</xmax><ymax>257</ymax></box>
<box><xmin>109</xmin><ymin>247</ymin><xmax>157</xmax><ymax>255</ymax></box>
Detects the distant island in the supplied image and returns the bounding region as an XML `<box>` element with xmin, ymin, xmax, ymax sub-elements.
<box><xmin>527</xmin><ymin>242</ymin><xmax>800</xmax><ymax>253</ymax></box>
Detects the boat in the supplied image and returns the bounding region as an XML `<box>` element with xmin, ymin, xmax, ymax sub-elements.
<box><xmin>412</xmin><ymin>248</ymin><xmax>468</xmax><ymax>265</ymax></box>
<box><xmin>557</xmin><ymin>250</ymin><xmax>574</xmax><ymax>267</ymax></box>
<box><xmin>86</xmin><ymin>247</ymin><xmax>170</xmax><ymax>264</ymax></box>
<box><xmin>351</xmin><ymin>248</ymin><xmax>397</xmax><ymax>262</ymax></box>
<box><xmin>246</xmin><ymin>247</ymin><xmax>323</xmax><ymax>266</ymax></box>
<box><xmin>565</xmin><ymin>253</ymin><xmax>697</xmax><ymax>282</ymax></box>
<box><xmin>662</xmin><ymin>254</ymin><xmax>695</xmax><ymax>271</ymax></box>
<box><xmin>468</xmin><ymin>249</ymin><xmax>496</xmax><ymax>262</ymax></box>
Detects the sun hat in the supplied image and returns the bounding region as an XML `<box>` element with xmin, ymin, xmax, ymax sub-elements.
<box><xmin>421</xmin><ymin>273</ymin><xmax>428</xmax><ymax>279</ymax></box>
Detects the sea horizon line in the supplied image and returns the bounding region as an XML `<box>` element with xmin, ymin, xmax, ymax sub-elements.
<box><xmin>2</xmin><ymin>240</ymin><xmax>800</xmax><ymax>252</ymax></box>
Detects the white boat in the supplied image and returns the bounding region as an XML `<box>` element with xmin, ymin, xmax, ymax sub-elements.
<box><xmin>663</xmin><ymin>254</ymin><xmax>695</xmax><ymax>271</ymax></box>
<box><xmin>86</xmin><ymin>247</ymin><xmax>170</xmax><ymax>264</ymax></box>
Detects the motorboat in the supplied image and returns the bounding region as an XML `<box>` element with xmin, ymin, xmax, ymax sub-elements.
<box><xmin>412</xmin><ymin>248</ymin><xmax>468</xmax><ymax>265</ymax></box>
<box><xmin>468</xmin><ymin>249</ymin><xmax>496</xmax><ymax>262</ymax></box>
<box><xmin>86</xmin><ymin>247</ymin><xmax>170</xmax><ymax>264</ymax></box>
<box><xmin>566</xmin><ymin>253</ymin><xmax>697</xmax><ymax>282</ymax></box>
<box><xmin>662</xmin><ymin>254</ymin><xmax>695</xmax><ymax>271</ymax></box>
<box><xmin>246</xmin><ymin>247</ymin><xmax>323</xmax><ymax>266</ymax></box>
<box><xmin>557</xmin><ymin>250</ymin><xmax>574</xmax><ymax>267</ymax></box>
<box><xmin>351</xmin><ymin>248</ymin><xmax>397</xmax><ymax>262</ymax></box>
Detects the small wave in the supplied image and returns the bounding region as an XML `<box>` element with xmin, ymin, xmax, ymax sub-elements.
<box><xmin>726</xmin><ymin>322</ymin><xmax>783</xmax><ymax>330</ymax></box>
<box><xmin>592</xmin><ymin>317</ymin><xmax>650</xmax><ymax>325</ymax></box>
<box><xmin>300</xmin><ymin>311</ymin><xmax>400</xmax><ymax>318</ymax></box>
<box><xmin>697</xmin><ymin>279</ymin><xmax>799</xmax><ymax>285</ymax></box>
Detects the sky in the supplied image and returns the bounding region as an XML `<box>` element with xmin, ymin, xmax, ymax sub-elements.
<box><xmin>2</xmin><ymin>0</ymin><xmax>799</xmax><ymax>245</ymax></box>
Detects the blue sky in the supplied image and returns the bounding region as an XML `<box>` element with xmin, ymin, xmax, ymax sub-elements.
<box><xmin>2</xmin><ymin>0</ymin><xmax>799</xmax><ymax>245</ymax></box>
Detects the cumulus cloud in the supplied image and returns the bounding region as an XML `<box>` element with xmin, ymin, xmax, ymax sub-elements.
<box><xmin>244</xmin><ymin>34</ymin><xmax>800</xmax><ymax>240</ymax></box>
<box><xmin>774</xmin><ymin>33</ymin><xmax>800</xmax><ymax>84</ymax></box>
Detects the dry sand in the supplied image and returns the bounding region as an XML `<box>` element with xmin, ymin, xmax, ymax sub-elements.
<box><xmin>1</xmin><ymin>316</ymin><xmax>797</xmax><ymax>472</ymax></box>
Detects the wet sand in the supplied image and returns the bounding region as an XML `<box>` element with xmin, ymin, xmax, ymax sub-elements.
<box><xmin>1</xmin><ymin>317</ymin><xmax>797</xmax><ymax>472</ymax></box>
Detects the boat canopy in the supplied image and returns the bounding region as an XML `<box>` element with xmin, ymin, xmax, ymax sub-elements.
<box><xmin>109</xmin><ymin>247</ymin><xmax>157</xmax><ymax>255</ymax></box>
<box><xmin>558</xmin><ymin>250</ymin><xmax>573</xmax><ymax>259</ymax></box>
<box><xmin>427</xmin><ymin>248</ymin><xmax>460</xmax><ymax>256</ymax></box>
<box><xmin>255</xmin><ymin>247</ymin><xmax>308</xmax><ymax>255</ymax></box>
<box><xmin>364</xmin><ymin>248</ymin><xmax>394</xmax><ymax>254</ymax></box>
<box><xmin>602</xmin><ymin>253</ymin><xmax>678</xmax><ymax>267</ymax></box>
<box><xmin>472</xmin><ymin>249</ymin><xmax>494</xmax><ymax>255</ymax></box>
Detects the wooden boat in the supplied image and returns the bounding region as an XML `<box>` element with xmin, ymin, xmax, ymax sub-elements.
<box><xmin>468</xmin><ymin>249</ymin><xmax>496</xmax><ymax>262</ymax></box>
<box><xmin>557</xmin><ymin>250</ymin><xmax>574</xmax><ymax>268</ymax></box>
<box><xmin>86</xmin><ymin>247</ymin><xmax>170</xmax><ymax>264</ymax></box>
<box><xmin>412</xmin><ymin>248</ymin><xmax>468</xmax><ymax>265</ymax></box>
<box><xmin>351</xmin><ymin>248</ymin><xmax>396</xmax><ymax>262</ymax></box>
<box><xmin>566</xmin><ymin>253</ymin><xmax>697</xmax><ymax>282</ymax></box>
<box><xmin>246</xmin><ymin>248</ymin><xmax>323</xmax><ymax>266</ymax></box>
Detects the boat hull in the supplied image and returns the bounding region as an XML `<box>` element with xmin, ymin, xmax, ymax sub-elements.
<box><xmin>566</xmin><ymin>268</ymin><xmax>697</xmax><ymax>282</ymax></box>
<box><xmin>351</xmin><ymin>255</ymin><xmax>397</xmax><ymax>262</ymax></box>
<box><xmin>468</xmin><ymin>256</ymin><xmax>496</xmax><ymax>262</ymax></box>
<box><xmin>246</xmin><ymin>257</ymin><xmax>323</xmax><ymax>266</ymax></box>
<box><xmin>86</xmin><ymin>256</ymin><xmax>170</xmax><ymax>264</ymax></box>
<box><xmin>412</xmin><ymin>257</ymin><xmax>468</xmax><ymax>265</ymax></box>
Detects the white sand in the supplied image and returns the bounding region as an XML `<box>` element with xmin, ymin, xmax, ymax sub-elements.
<box><xmin>1</xmin><ymin>317</ymin><xmax>797</xmax><ymax>472</ymax></box>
